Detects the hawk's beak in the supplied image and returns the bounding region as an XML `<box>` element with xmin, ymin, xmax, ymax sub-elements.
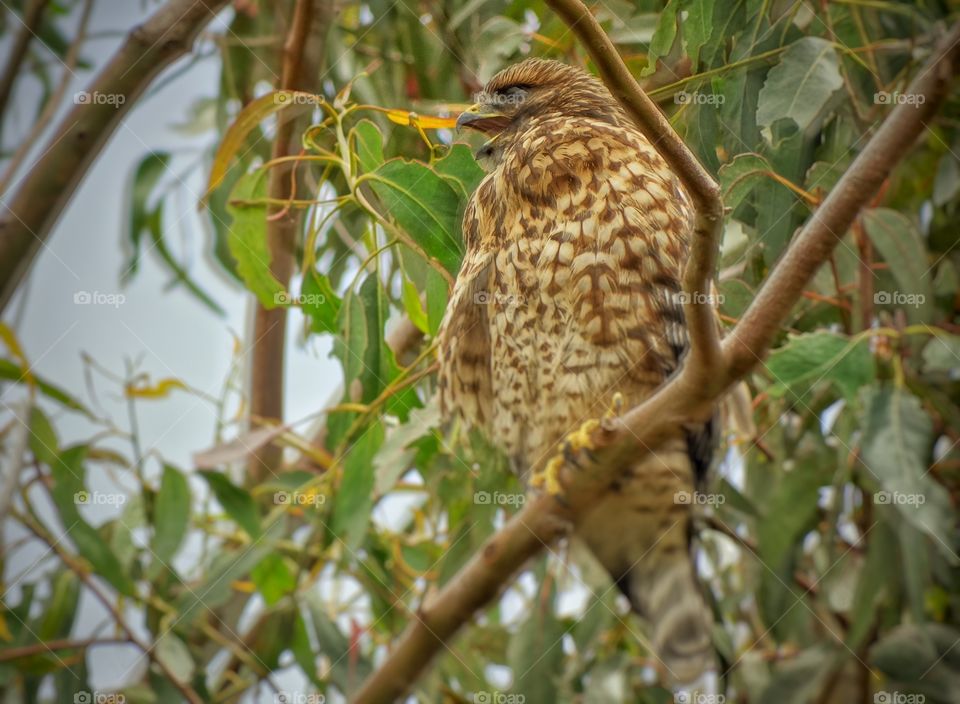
<box><xmin>456</xmin><ymin>103</ymin><xmax>508</xmax><ymax>134</ymax></box>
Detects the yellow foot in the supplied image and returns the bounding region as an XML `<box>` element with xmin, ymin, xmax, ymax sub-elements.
<box><xmin>531</xmin><ymin>393</ymin><xmax>624</xmax><ymax>496</ymax></box>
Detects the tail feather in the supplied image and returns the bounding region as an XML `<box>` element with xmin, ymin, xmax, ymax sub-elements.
<box><xmin>626</xmin><ymin>558</ymin><xmax>714</xmax><ymax>685</ymax></box>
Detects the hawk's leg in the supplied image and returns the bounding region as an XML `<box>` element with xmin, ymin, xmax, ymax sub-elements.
<box><xmin>530</xmin><ymin>393</ymin><xmax>624</xmax><ymax>496</ymax></box>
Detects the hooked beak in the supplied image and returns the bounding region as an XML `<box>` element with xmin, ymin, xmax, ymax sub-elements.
<box><xmin>456</xmin><ymin>103</ymin><xmax>509</xmax><ymax>134</ymax></box>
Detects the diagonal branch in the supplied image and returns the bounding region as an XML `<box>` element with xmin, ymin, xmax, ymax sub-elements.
<box><xmin>0</xmin><ymin>0</ymin><xmax>232</xmax><ymax>314</ymax></box>
<box><xmin>353</xmin><ymin>13</ymin><xmax>960</xmax><ymax>704</ymax></box>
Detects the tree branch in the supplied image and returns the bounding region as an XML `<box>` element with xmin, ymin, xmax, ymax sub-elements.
<box><xmin>0</xmin><ymin>0</ymin><xmax>232</xmax><ymax>314</ymax></box>
<box><xmin>0</xmin><ymin>0</ymin><xmax>52</xmax><ymax>126</ymax></box>
<box><xmin>247</xmin><ymin>0</ymin><xmax>334</xmax><ymax>482</ymax></box>
<box><xmin>353</xmin><ymin>15</ymin><xmax>960</xmax><ymax>704</ymax></box>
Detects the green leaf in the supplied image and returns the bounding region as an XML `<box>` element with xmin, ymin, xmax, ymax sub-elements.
<box><xmin>226</xmin><ymin>170</ymin><xmax>286</xmax><ymax>308</ymax></box>
<box><xmin>151</xmin><ymin>464</ymin><xmax>191</xmax><ymax>567</ymax></box>
<box><xmin>154</xmin><ymin>633</ymin><xmax>195</xmax><ymax>684</ymax></box>
<box><xmin>199</xmin><ymin>470</ymin><xmax>261</xmax><ymax>539</ymax></box>
<box><xmin>860</xmin><ymin>386</ymin><xmax>955</xmax><ymax>557</ymax></box>
<box><xmin>642</xmin><ymin>0</ymin><xmax>678</xmax><ymax>76</ymax></box>
<box><xmin>37</xmin><ymin>571</ymin><xmax>80</xmax><ymax>641</ymax></box>
<box><xmin>374</xmin><ymin>400</ymin><xmax>440</xmax><ymax>495</ymax></box>
<box><xmin>719</xmin><ymin>152</ymin><xmax>775</xmax><ymax>212</ymax></box>
<box><xmin>366</xmin><ymin>158</ymin><xmax>464</xmax><ymax>274</ymax></box>
<box><xmin>682</xmin><ymin>0</ymin><xmax>716</xmax><ymax>67</ymax></box>
<box><xmin>426</xmin><ymin>267</ymin><xmax>449</xmax><ymax>337</ymax></box>
<box><xmin>921</xmin><ymin>334</ymin><xmax>960</xmax><ymax>375</ymax></box>
<box><xmin>508</xmin><ymin>574</ymin><xmax>564</xmax><ymax>702</ymax></box>
<box><xmin>759</xmin><ymin>646</ymin><xmax>835</xmax><ymax>704</ymax></box>
<box><xmin>123</xmin><ymin>151</ymin><xmax>170</xmax><ymax>279</ymax></box>
<box><xmin>331</xmin><ymin>421</ymin><xmax>383</xmax><ymax>550</ymax></box>
<box><xmin>765</xmin><ymin>332</ymin><xmax>874</xmax><ymax>400</ymax></box>
<box><xmin>871</xmin><ymin>623</ymin><xmax>960</xmax><ymax>700</ymax></box>
<box><xmin>0</xmin><ymin>359</ymin><xmax>91</xmax><ymax>417</ymax></box>
<box><xmin>862</xmin><ymin>208</ymin><xmax>934</xmax><ymax>322</ymax></box>
<box><xmin>432</xmin><ymin>144</ymin><xmax>485</xmax><ymax>199</ymax></box>
<box><xmin>45</xmin><ymin>445</ymin><xmax>136</xmax><ymax>597</ymax></box>
<box><xmin>757</xmin><ymin>37</ymin><xmax>842</xmax><ymax>135</ymax></box>
<box><xmin>251</xmin><ymin>553</ymin><xmax>297</xmax><ymax>605</ymax></box>
<box><xmin>301</xmin><ymin>269</ymin><xmax>342</xmax><ymax>335</ymax></box>
<box><xmin>29</xmin><ymin>407</ymin><xmax>59</xmax><ymax>466</ymax></box>
<box><xmin>350</xmin><ymin>119</ymin><xmax>384</xmax><ymax>174</ymax></box>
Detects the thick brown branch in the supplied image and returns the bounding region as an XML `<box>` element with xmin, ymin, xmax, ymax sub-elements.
<box><xmin>0</xmin><ymin>0</ymin><xmax>232</xmax><ymax>314</ymax></box>
<box><xmin>247</xmin><ymin>0</ymin><xmax>334</xmax><ymax>482</ymax></box>
<box><xmin>354</xmin><ymin>18</ymin><xmax>960</xmax><ymax>704</ymax></box>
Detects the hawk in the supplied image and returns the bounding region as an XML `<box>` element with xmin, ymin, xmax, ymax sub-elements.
<box><xmin>437</xmin><ymin>58</ymin><xmax>716</xmax><ymax>684</ymax></box>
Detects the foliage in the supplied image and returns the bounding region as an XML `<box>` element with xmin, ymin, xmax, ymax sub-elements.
<box><xmin>1</xmin><ymin>1</ymin><xmax>959</xmax><ymax>703</ymax></box>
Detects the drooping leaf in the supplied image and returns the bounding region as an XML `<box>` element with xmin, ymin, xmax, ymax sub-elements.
<box><xmin>365</xmin><ymin>158</ymin><xmax>464</xmax><ymax>274</ymax></box>
<box><xmin>225</xmin><ymin>170</ymin><xmax>286</xmax><ymax>307</ymax></box>
<box><xmin>765</xmin><ymin>332</ymin><xmax>874</xmax><ymax>400</ymax></box>
<box><xmin>860</xmin><ymin>386</ymin><xmax>954</xmax><ymax>557</ymax></box>
<box><xmin>0</xmin><ymin>363</ymin><xmax>91</xmax><ymax>416</ymax></box>
<box><xmin>350</xmin><ymin>119</ymin><xmax>384</xmax><ymax>174</ymax></box>
<box><xmin>204</xmin><ymin>90</ymin><xmax>323</xmax><ymax>200</ymax></box>
<box><xmin>301</xmin><ymin>269</ymin><xmax>342</xmax><ymax>335</ymax></box>
<box><xmin>123</xmin><ymin>151</ymin><xmax>170</xmax><ymax>279</ymax></box>
<box><xmin>151</xmin><ymin>464</ymin><xmax>191</xmax><ymax>568</ymax></box>
<box><xmin>862</xmin><ymin>208</ymin><xmax>934</xmax><ymax>322</ymax></box>
<box><xmin>757</xmin><ymin>37</ymin><xmax>842</xmax><ymax>135</ymax></box>
<box><xmin>331</xmin><ymin>421</ymin><xmax>383</xmax><ymax>550</ymax></box>
<box><xmin>198</xmin><ymin>470</ymin><xmax>262</xmax><ymax>539</ymax></box>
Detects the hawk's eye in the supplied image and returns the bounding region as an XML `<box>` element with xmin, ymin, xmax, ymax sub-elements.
<box><xmin>495</xmin><ymin>85</ymin><xmax>529</xmax><ymax>106</ymax></box>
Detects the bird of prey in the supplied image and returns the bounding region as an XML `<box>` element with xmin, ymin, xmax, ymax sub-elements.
<box><xmin>437</xmin><ymin>58</ymin><xmax>716</xmax><ymax>685</ymax></box>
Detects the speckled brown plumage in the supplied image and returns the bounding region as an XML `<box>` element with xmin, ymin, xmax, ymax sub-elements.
<box><xmin>437</xmin><ymin>59</ymin><xmax>715</xmax><ymax>684</ymax></box>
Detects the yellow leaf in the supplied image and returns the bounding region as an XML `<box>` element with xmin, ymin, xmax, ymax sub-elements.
<box><xmin>382</xmin><ymin>108</ymin><xmax>457</xmax><ymax>129</ymax></box>
<box><xmin>0</xmin><ymin>611</ymin><xmax>12</xmax><ymax>642</ymax></box>
<box><xmin>125</xmin><ymin>378</ymin><xmax>187</xmax><ymax>399</ymax></box>
<box><xmin>231</xmin><ymin>580</ymin><xmax>256</xmax><ymax>593</ymax></box>
<box><xmin>202</xmin><ymin>90</ymin><xmax>324</xmax><ymax>204</ymax></box>
<box><xmin>0</xmin><ymin>322</ymin><xmax>33</xmax><ymax>386</ymax></box>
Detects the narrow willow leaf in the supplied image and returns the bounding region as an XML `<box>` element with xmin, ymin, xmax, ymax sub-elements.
<box><xmin>331</xmin><ymin>421</ymin><xmax>384</xmax><ymax>550</ymax></box>
<box><xmin>124</xmin><ymin>151</ymin><xmax>170</xmax><ymax>279</ymax></box>
<box><xmin>204</xmin><ymin>90</ymin><xmax>323</xmax><ymax>201</ymax></box>
<box><xmin>152</xmin><ymin>464</ymin><xmax>191</xmax><ymax>567</ymax></box>
<box><xmin>225</xmin><ymin>170</ymin><xmax>286</xmax><ymax>307</ymax></box>
<box><xmin>350</xmin><ymin>119</ymin><xmax>384</xmax><ymax>175</ymax></box>
<box><xmin>199</xmin><ymin>470</ymin><xmax>262</xmax><ymax>539</ymax></box>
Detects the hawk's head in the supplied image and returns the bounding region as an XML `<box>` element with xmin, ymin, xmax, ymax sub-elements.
<box><xmin>456</xmin><ymin>59</ymin><xmax>625</xmax><ymax>163</ymax></box>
